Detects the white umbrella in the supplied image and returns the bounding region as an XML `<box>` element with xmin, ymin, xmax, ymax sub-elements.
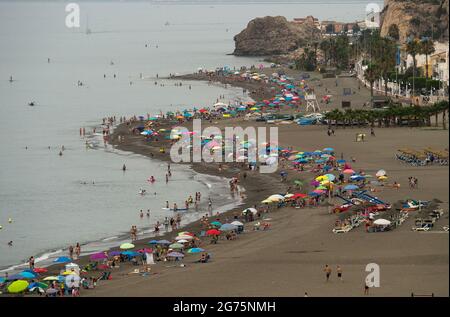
<box><xmin>242</xmin><ymin>207</ymin><xmax>258</xmax><ymax>215</ymax></box>
<box><xmin>231</xmin><ymin>221</ymin><xmax>244</xmax><ymax>226</ymax></box>
<box><xmin>375</xmin><ymin>169</ymin><xmax>386</xmax><ymax>177</ymax></box>
<box><xmin>177</xmin><ymin>239</ymin><xmax>189</xmax><ymax>243</ymax></box>
<box><xmin>214</xmin><ymin>102</ymin><xmax>228</xmax><ymax>108</ymax></box>
<box><xmin>266</xmin><ymin>157</ymin><xmax>277</xmax><ymax>165</ymax></box>
<box><xmin>65</xmin><ymin>275</ymin><xmax>80</xmax><ymax>288</ymax></box>
<box><xmin>373</xmin><ymin>219</ymin><xmax>391</xmax><ymax>226</ymax></box>
<box><xmin>268</xmin><ymin>194</ymin><xmax>284</xmax><ymax>201</ymax></box>
<box><xmin>175</xmin><ymin>235</ymin><xmax>193</xmax><ymax>241</ymax></box>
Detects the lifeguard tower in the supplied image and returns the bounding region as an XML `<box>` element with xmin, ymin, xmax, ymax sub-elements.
<box><xmin>305</xmin><ymin>93</ymin><xmax>320</xmax><ymax>112</ymax></box>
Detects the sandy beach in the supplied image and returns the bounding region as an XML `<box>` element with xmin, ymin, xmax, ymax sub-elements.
<box><xmin>72</xmin><ymin>70</ymin><xmax>449</xmax><ymax>297</ymax></box>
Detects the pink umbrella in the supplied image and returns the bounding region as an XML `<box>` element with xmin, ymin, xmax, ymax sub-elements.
<box><xmin>313</xmin><ymin>189</ymin><xmax>325</xmax><ymax>194</ymax></box>
<box><xmin>90</xmin><ymin>252</ymin><xmax>108</xmax><ymax>260</ymax></box>
<box><xmin>137</xmin><ymin>248</ymin><xmax>153</xmax><ymax>253</ymax></box>
<box><xmin>343</xmin><ymin>169</ymin><xmax>355</xmax><ymax>174</ymax></box>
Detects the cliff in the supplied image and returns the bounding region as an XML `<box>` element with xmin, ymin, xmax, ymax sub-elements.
<box><xmin>233</xmin><ymin>16</ymin><xmax>321</xmax><ymax>56</ymax></box>
<box><xmin>380</xmin><ymin>0</ymin><xmax>449</xmax><ymax>43</ymax></box>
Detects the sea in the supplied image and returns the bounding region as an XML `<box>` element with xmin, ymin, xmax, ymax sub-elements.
<box><xmin>0</xmin><ymin>0</ymin><xmax>383</xmax><ymax>272</ymax></box>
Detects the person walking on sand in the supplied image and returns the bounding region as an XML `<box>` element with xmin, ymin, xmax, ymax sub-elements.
<box><xmin>69</xmin><ymin>245</ymin><xmax>74</xmax><ymax>259</ymax></box>
<box><xmin>140</xmin><ymin>210</ymin><xmax>144</xmax><ymax>219</ymax></box>
<box><xmin>163</xmin><ymin>217</ymin><xmax>169</xmax><ymax>231</ymax></box>
<box><xmin>337</xmin><ymin>265</ymin><xmax>343</xmax><ymax>282</ymax></box>
<box><xmin>370</xmin><ymin>127</ymin><xmax>375</xmax><ymax>136</ymax></box>
<box><xmin>324</xmin><ymin>264</ymin><xmax>332</xmax><ymax>282</ymax></box>
<box><xmin>75</xmin><ymin>243</ymin><xmax>81</xmax><ymax>259</ymax></box>
<box><xmin>364</xmin><ymin>280</ymin><xmax>370</xmax><ymax>295</ymax></box>
<box><xmin>29</xmin><ymin>256</ymin><xmax>35</xmax><ymax>270</ymax></box>
<box><xmin>146</xmin><ymin>209</ymin><xmax>150</xmax><ymax>218</ymax></box>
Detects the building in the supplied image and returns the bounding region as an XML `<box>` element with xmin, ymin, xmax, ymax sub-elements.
<box><xmin>406</xmin><ymin>41</ymin><xmax>449</xmax><ymax>85</ymax></box>
<box><xmin>293</xmin><ymin>15</ymin><xmax>320</xmax><ymax>29</ymax></box>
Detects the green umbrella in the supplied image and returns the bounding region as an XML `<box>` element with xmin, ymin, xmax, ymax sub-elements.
<box><xmin>294</xmin><ymin>180</ymin><xmax>303</xmax><ymax>186</ymax></box>
<box><xmin>120</xmin><ymin>243</ymin><xmax>135</xmax><ymax>250</ymax></box>
<box><xmin>8</xmin><ymin>280</ymin><xmax>29</xmax><ymax>293</ymax></box>
<box><xmin>169</xmin><ymin>243</ymin><xmax>184</xmax><ymax>249</ymax></box>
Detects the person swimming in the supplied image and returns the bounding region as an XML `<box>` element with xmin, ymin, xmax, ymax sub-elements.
<box><xmin>139</xmin><ymin>189</ymin><xmax>146</xmax><ymax>195</ymax></box>
<box><xmin>148</xmin><ymin>176</ymin><xmax>155</xmax><ymax>183</ymax></box>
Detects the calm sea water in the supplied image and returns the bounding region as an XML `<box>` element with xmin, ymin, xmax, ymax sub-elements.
<box><xmin>0</xmin><ymin>0</ymin><xmax>381</xmax><ymax>271</ymax></box>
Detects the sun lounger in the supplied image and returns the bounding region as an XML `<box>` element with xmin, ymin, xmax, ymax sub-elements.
<box><xmin>332</xmin><ymin>225</ymin><xmax>352</xmax><ymax>233</ymax></box>
<box><xmin>412</xmin><ymin>226</ymin><xmax>430</xmax><ymax>231</ymax></box>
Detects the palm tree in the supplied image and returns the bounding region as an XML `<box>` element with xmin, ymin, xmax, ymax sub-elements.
<box><xmin>406</xmin><ymin>38</ymin><xmax>422</xmax><ymax>95</ymax></box>
<box><xmin>420</xmin><ymin>38</ymin><xmax>435</xmax><ymax>79</ymax></box>
<box><xmin>377</xmin><ymin>38</ymin><xmax>397</xmax><ymax>96</ymax></box>
<box><xmin>364</xmin><ymin>63</ymin><xmax>381</xmax><ymax>107</ymax></box>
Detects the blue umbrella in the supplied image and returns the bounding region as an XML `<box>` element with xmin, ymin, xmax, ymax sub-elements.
<box><xmin>122</xmin><ymin>251</ymin><xmax>139</xmax><ymax>257</ymax></box>
<box><xmin>149</xmin><ymin>240</ymin><xmax>159</xmax><ymax>244</ymax></box>
<box><xmin>0</xmin><ymin>277</ymin><xmax>5</xmax><ymax>283</ymax></box>
<box><xmin>167</xmin><ymin>252</ymin><xmax>184</xmax><ymax>258</ymax></box>
<box><xmin>157</xmin><ymin>240</ymin><xmax>171</xmax><ymax>245</ymax></box>
<box><xmin>324</xmin><ymin>174</ymin><xmax>336</xmax><ymax>181</ymax></box>
<box><xmin>308</xmin><ymin>192</ymin><xmax>320</xmax><ymax>197</ymax></box>
<box><xmin>109</xmin><ymin>251</ymin><xmax>122</xmax><ymax>256</ymax></box>
<box><xmin>6</xmin><ymin>274</ymin><xmax>22</xmax><ymax>281</ymax></box>
<box><xmin>53</xmin><ymin>257</ymin><xmax>71</xmax><ymax>263</ymax></box>
<box><xmin>19</xmin><ymin>271</ymin><xmax>37</xmax><ymax>279</ymax></box>
<box><xmin>337</xmin><ymin>159</ymin><xmax>346</xmax><ymax>164</ymax></box>
<box><xmin>344</xmin><ymin>184</ymin><xmax>359</xmax><ymax>191</ymax></box>
<box><xmin>187</xmin><ymin>248</ymin><xmax>205</xmax><ymax>254</ymax></box>
<box><xmin>219</xmin><ymin>224</ymin><xmax>237</xmax><ymax>231</ymax></box>
<box><xmin>323</xmin><ymin>148</ymin><xmax>334</xmax><ymax>152</ymax></box>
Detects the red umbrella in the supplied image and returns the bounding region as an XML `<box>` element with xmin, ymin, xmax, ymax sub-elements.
<box><xmin>206</xmin><ymin>229</ymin><xmax>221</xmax><ymax>236</ymax></box>
<box><xmin>292</xmin><ymin>193</ymin><xmax>307</xmax><ymax>199</ymax></box>
<box><xmin>199</xmin><ymin>109</ymin><xmax>208</xmax><ymax>113</ymax></box>
<box><xmin>33</xmin><ymin>268</ymin><xmax>48</xmax><ymax>274</ymax></box>
<box><xmin>98</xmin><ymin>264</ymin><xmax>110</xmax><ymax>270</ymax></box>
<box><xmin>137</xmin><ymin>248</ymin><xmax>153</xmax><ymax>253</ymax></box>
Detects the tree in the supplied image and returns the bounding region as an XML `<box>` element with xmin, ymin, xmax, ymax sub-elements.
<box><xmin>364</xmin><ymin>63</ymin><xmax>382</xmax><ymax>107</ymax></box>
<box><xmin>319</xmin><ymin>40</ymin><xmax>331</xmax><ymax>66</ymax></box>
<box><xmin>376</xmin><ymin>38</ymin><xmax>397</xmax><ymax>96</ymax></box>
<box><xmin>388</xmin><ymin>24</ymin><xmax>400</xmax><ymax>41</ymax></box>
<box><xmin>406</xmin><ymin>38</ymin><xmax>422</xmax><ymax>95</ymax></box>
<box><xmin>420</xmin><ymin>38</ymin><xmax>435</xmax><ymax>79</ymax></box>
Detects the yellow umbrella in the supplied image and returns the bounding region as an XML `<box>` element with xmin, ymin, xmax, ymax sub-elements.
<box><xmin>250</xmin><ymin>107</ymin><xmax>259</xmax><ymax>111</ymax></box>
<box><xmin>62</xmin><ymin>271</ymin><xmax>77</xmax><ymax>276</ymax></box>
<box><xmin>261</xmin><ymin>199</ymin><xmax>272</xmax><ymax>204</ymax></box>
<box><xmin>316</xmin><ymin>175</ymin><xmax>328</xmax><ymax>181</ymax></box>
<box><xmin>8</xmin><ymin>280</ymin><xmax>29</xmax><ymax>293</ymax></box>
<box><xmin>378</xmin><ymin>175</ymin><xmax>388</xmax><ymax>180</ymax></box>
<box><xmin>43</xmin><ymin>276</ymin><xmax>59</xmax><ymax>281</ymax></box>
<box><xmin>223</xmin><ymin>114</ymin><xmax>231</xmax><ymax>118</ymax></box>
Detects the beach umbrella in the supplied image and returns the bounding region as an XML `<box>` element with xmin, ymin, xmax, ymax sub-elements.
<box><xmin>178</xmin><ymin>232</ymin><xmax>194</xmax><ymax>236</ymax></box>
<box><xmin>323</xmin><ymin>148</ymin><xmax>334</xmax><ymax>152</ymax></box>
<box><xmin>324</xmin><ymin>174</ymin><xmax>336</xmax><ymax>181</ymax></box>
<box><xmin>344</xmin><ymin>184</ymin><xmax>359</xmax><ymax>191</ymax></box>
<box><xmin>122</xmin><ymin>251</ymin><xmax>140</xmax><ymax>257</ymax></box>
<box><xmin>313</xmin><ymin>189</ymin><xmax>325</xmax><ymax>194</ymax></box>
<box><xmin>310</xmin><ymin>180</ymin><xmax>320</xmax><ymax>186</ymax></box>
<box><xmin>378</xmin><ymin>175</ymin><xmax>388</xmax><ymax>181</ymax></box>
<box><xmin>292</xmin><ymin>193</ymin><xmax>307</xmax><ymax>199</ymax></box>
<box><xmin>6</xmin><ymin>274</ymin><xmax>23</xmax><ymax>281</ymax></box>
<box><xmin>45</xmin><ymin>288</ymin><xmax>58</xmax><ymax>295</ymax></box>
<box><xmin>28</xmin><ymin>282</ymin><xmax>48</xmax><ymax>290</ymax></box>
<box><xmin>7</xmin><ymin>280</ymin><xmax>29</xmax><ymax>294</ymax></box>
<box><xmin>267</xmin><ymin>194</ymin><xmax>284</xmax><ymax>202</ymax></box>
<box><xmin>43</xmin><ymin>276</ymin><xmax>60</xmax><ymax>281</ymax></box>
<box><xmin>206</xmin><ymin>229</ymin><xmax>221</xmax><ymax>236</ymax></box>
<box><xmin>294</xmin><ymin>180</ymin><xmax>304</xmax><ymax>186</ymax></box>
<box><xmin>53</xmin><ymin>257</ymin><xmax>71</xmax><ymax>264</ymax></box>
<box><xmin>284</xmin><ymin>193</ymin><xmax>294</xmax><ymax>198</ymax></box>
<box><xmin>187</xmin><ymin>248</ymin><xmax>205</xmax><ymax>254</ymax></box>
<box><xmin>261</xmin><ymin>199</ymin><xmax>273</xmax><ymax>204</ymax></box>
<box><xmin>33</xmin><ymin>268</ymin><xmax>48</xmax><ymax>274</ymax></box>
<box><xmin>169</xmin><ymin>243</ymin><xmax>184</xmax><ymax>249</ymax></box>
<box><xmin>265</xmin><ymin>157</ymin><xmax>278</xmax><ymax>165</ymax></box>
<box><xmin>316</xmin><ymin>186</ymin><xmax>327</xmax><ymax>190</ymax></box>
<box><xmin>231</xmin><ymin>221</ymin><xmax>244</xmax><ymax>226</ymax></box>
<box><xmin>375</xmin><ymin>169</ymin><xmax>386</xmax><ymax>177</ymax></box>
<box><xmin>167</xmin><ymin>252</ymin><xmax>184</xmax><ymax>258</ymax></box>
<box><xmin>220</xmin><ymin>224</ymin><xmax>237</xmax><ymax>231</ymax></box>
<box><xmin>373</xmin><ymin>219</ymin><xmax>391</xmax><ymax>226</ymax></box>
<box><xmin>61</xmin><ymin>271</ymin><xmax>77</xmax><ymax>276</ymax></box>
<box><xmin>157</xmin><ymin>240</ymin><xmax>171</xmax><ymax>245</ymax></box>
<box><xmin>109</xmin><ymin>251</ymin><xmax>122</xmax><ymax>256</ymax></box>
<box><xmin>90</xmin><ymin>252</ymin><xmax>108</xmax><ymax>261</ymax></box>
<box><xmin>18</xmin><ymin>271</ymin><xmax>36</xmax><ymax>279</ymax></box>
<box><xmin>137</xmin><ymin>248</ymin><xmax>153</xmax><ymax>253</ymax></box>
<box><xmin>0</xmin><ymin>277</ymin><xmax>5</xmax><ymax>283</ymax></box>
<box><xmin>210</xmin><ymin>221</ymin><xmax>222</xmax><ymax>227</ymax></box>
<box><xmin>175</xmin><ymin>235</ymin><xmax>193</xmax><ymax>241</ymax></box>
<box><xmin>308</xmin><ymin>192</ymin><xmax>320</xmax><ymax>197</ymax></box>
<box><xmin>177</xmin><ymin>239</ymin><xmax>189</xmax><ymax>244</ymax></box>
<box><xmin>149</xmin><ymin>240</ymin><xmax>159</xmax><ymax>244</ymax></box>
<box><xmin>65</xmin><ymin>275</ymin><xmax>80</xmax><ymax>288</ymax></box>
<box><xmin>315</xmin><ymin>175</ymin><xmax>328</xmax><ymax>181</ymax></box>
<box><xmin>343</xmin><ymin>169</ymin><xmax>355</xmax><ymax>174</ymax></box>
<box><xmin>337</xmin><ymin>159</ymin><xmax>346</xmax><ymax>164</ymax></box>
<box><xmin>120</xmin><ymin>243</ymin><xmax>135</xmax><ymax>250</ymax></box>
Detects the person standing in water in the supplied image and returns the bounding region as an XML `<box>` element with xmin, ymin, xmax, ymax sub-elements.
<box><xmin>122</xmin><ymin>164</ymin><xmax>126</xmax><ymax>171</ymax></box>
